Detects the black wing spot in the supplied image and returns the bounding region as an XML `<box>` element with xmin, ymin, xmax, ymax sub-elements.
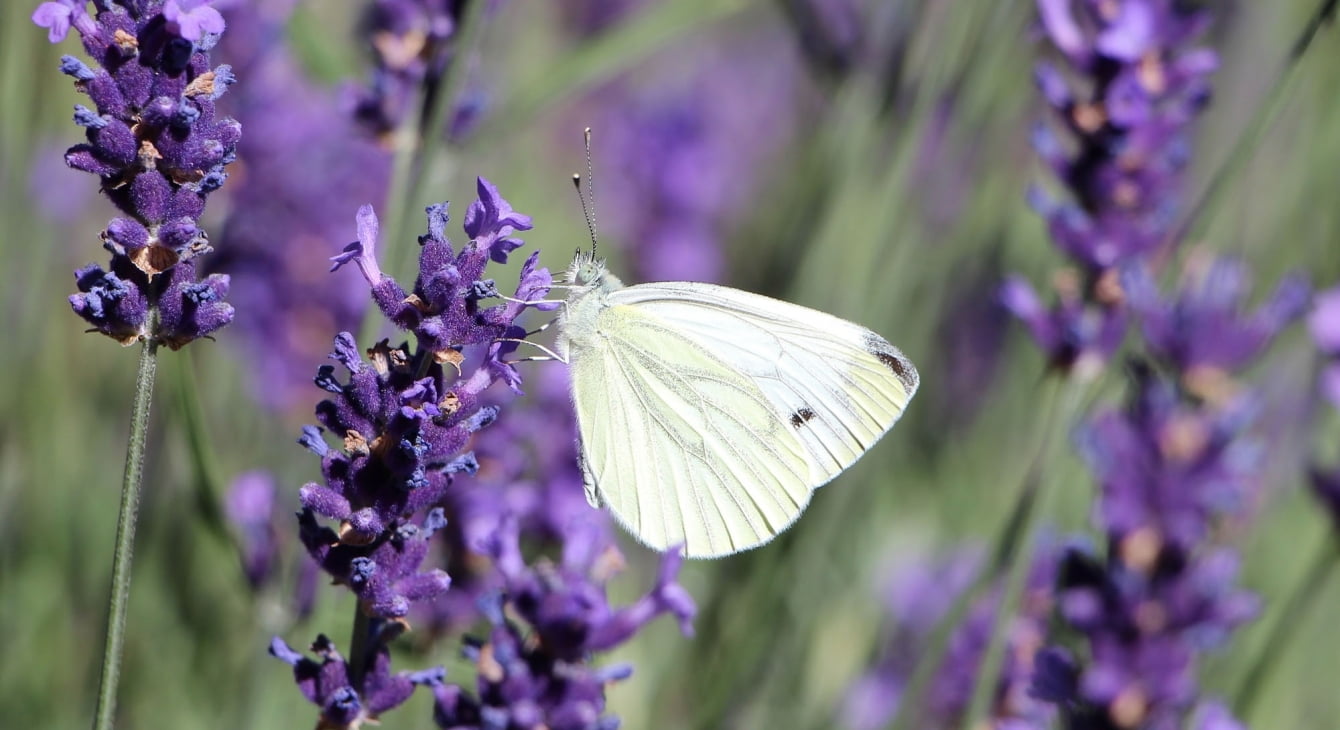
<box><xmin>864</xmin><ymin>334</ymin><xmax>920</xmax><ymax>393</ymax></box>
<box><xmin>789</xmin><ymin>407</ymin><xmax>817</xmax><ymax>428</ymax></box>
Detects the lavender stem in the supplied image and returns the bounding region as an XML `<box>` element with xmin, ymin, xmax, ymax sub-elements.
<box><xmin>1167</xmin><ymin>0</ymin><xmax>1340</xmax><ymax>256</ymax></box>
<box><xmin>384</xmin><ymin>0</ymin><xmax>487</xmax><ymax>284</ymax></box>
<box><xmin>173</xmin><ymin>354</ymin><xmax>228</xmax><ymax>542</ymax></box>
<box><xmin>958</xmin><ymin>380</ymin><xmax>1084</xmax><ymax>730</ymax></box>
<box><xmin>92</xmin><ymin>336</ymin><xmax>159</xmax><ymax>730</ymax></box>
<box><xmin>347</xmin><ymin>604</ymin><xmax>373</xmax><ymax>690</ymax></box>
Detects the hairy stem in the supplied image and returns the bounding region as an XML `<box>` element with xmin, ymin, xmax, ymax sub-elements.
<box><xmin>92</xmin><ymin>337</ymin><xmax>159</xmax><ymax>730</ymax></box>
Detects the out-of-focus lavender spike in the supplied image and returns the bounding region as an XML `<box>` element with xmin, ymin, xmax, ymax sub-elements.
<box><xmin>346</xmin><ymin>0</ymin><xmax>503</xmax><ymax>140</ymax></box>
<box><xmin>1308</xmin><ymin>285</ymin><xmax>1340</xmax><ymax>529</ymax></box>
<box><xmin>1005</xmin><ymin>0</ymin><xmax>1219</xmax><ymax>377</ymax></box>
<box><xmin>1028</xmin><ymin>256</ymin><xmax>1304</xmax><ymax>727</ymax></box>
<box><xmin>573</xmin><ymin>22</ymin><xmax>809</xmax><ymax>283</ymax></box>
<box><xmin>211</xmin><ymin>2</ymin><xmax>391</xmax><ymax>410</ymax></box>
<box><xmin>225</xmin><ymin>470</ymin><xmax>281</xmax><ymax>590</ymax></box>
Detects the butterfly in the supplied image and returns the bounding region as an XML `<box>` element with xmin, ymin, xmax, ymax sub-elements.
<box><xmin>554</xmin><ymin>251</ymin><xmax>919</xmax><ymax>558</ymax></box>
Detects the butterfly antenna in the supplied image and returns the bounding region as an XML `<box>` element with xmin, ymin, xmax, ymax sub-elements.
<box><xmin>570</xmin><ymin>127</ymin><xmax>599</xmax><ymax>257</ymax></box>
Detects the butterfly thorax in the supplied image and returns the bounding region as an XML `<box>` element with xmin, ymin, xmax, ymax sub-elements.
<box><xmin>557</xmin><ymin>253</ymin><xmax>625</xmax><ymax>359</ymax></box>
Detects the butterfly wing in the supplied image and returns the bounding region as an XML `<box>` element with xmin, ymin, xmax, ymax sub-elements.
<box><xmin>609</xmin><ymin>282</ymin><xmax>919</xmax><ymax>486</ymax></box>
<box><xmin>569</xmin><ymin>300</ymin><xmax>814</xmax><ymax>558</ymax></box>
<box><xmin>569</xmin><ymin>281</ymin><xmax>918</xmax><ymax>558</ymax></box>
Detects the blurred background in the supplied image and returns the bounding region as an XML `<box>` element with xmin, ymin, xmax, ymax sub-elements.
<box><xmin>2</xmin><ymin>0</ymin><xmax>1339</xmax><ymax>728</ymax></box>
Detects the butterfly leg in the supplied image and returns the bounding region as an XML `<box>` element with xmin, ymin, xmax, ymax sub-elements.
<box><xmin>494</xmin><ymin>337</ymin><xmax>568</xmax><ymax>364</ymax></box>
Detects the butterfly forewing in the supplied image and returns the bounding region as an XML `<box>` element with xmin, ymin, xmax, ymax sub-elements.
<box><xmin>606</xmin><ymin>282</ymin><xmax>919</xmax><ymax>488</ymax></box>
<box><xmin>570</xmin><ymin>301</ymin><xmax>814</xmax><ymax>558</ymax></box>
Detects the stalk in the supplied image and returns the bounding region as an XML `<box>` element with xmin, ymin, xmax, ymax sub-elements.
<box><xmin>91</xmin><ymin>336</ymin><xmax>159</xmax><ymax>730</ymax></box>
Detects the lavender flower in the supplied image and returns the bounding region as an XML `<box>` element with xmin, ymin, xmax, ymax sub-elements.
<box><xmin>418</xmin><ymin>365</ymin><xmax>609</xmax><ymax>636</ymax></box>
<box><xmin>273</xmin><ymin>178</ymin><xmax>576</xmax><ymax>726</ymax></box>
<box><xmin>226</xmin><ymin>470</ymin><xmax>282</xmax><ymax>590</ymax></box>
<box><xmin>1309</xmin><ymin>285</ymin><xmax>1340</xmax><ymax>409</ymax></box>
<box><xmin>32</xmin><ymin>0</ymin><xmax>96</xmax><ymax>43</ymax></box>
<box><xmin>273</xmin><ymin>176</ymin><xmax>698</xmax><ymax>727</ymax></box>
<box><xmin>211</xmin><ymin>1</ymin><xmax>391</xmax><ymax>409</ymax></box>
<box><xmin>579</xmin><ymin>24</ymin><xmax>808</xmax><ymax>283</ymax></box>
<box><xmin>1308</xmin><ymin>286</ymin><xmax>1340</xmax><ymax>527</ymax></box>
<box><xmin>424</xmin><ymin>517</ymin><xmax>695</xmax><ymax>729</ymax></box>
<box><xmin>162</xmin><ymin>0</ymin><xmax>224</xmax><ymax>41</ymax></box>
<box><xmin>1032</xmin><ymin>255</ymin><xmax>1307</xmax><ymax>727</ymax></box>
<box><xmin>297</xmin><ymin>178</ymin><xmax>552</xmax><ymax>618</ymax></box>
<box><xmin>1004</xmin><ymin>0</ymin><xmax>1219</xmax><ymax>376</ymax></box>
<box><xmin>1124</xmin><ymin>255</ymin><xmax>1309</xmax><ymax>400</ymax></box>
<box><xmin>38</xmin><ymin>0</ymin><xmax>238</xmax><ymax>348</ymax></box>
<box><xmin>348</xmin><ymin>0</ymin><xmax>494</xmax><ymax>140</ymax></box>
<box><xmin>270</xmin><ymin>631</ymin><xmax>444</xmax><ymax>728</ymax></box>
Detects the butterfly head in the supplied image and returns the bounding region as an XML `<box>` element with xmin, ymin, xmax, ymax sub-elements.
<box><xmin>564</xmin><ymin>250</ymin><xmax>622</xmax><ymax>293</ymax></box>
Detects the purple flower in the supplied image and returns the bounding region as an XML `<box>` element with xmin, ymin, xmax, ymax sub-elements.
<box><xmin>1125</xmin><ymin>255</ymin><xmax>1309</xmax><ymax>388</ymax></box>
<box><xmin>1034</xmin><ymin>338</ymin><xmax>1271</xmax><ymax>729</ymax></box>
<box><xmin>416</xmin><ymin>365</ymin><xmax>610</xmax><ymax>635</ymax></box>
<box><xmin>1077</xmin><ymin>367</ymin><xmax>1262</xmax><ymax>553</ymax></box>
<box><xmin>578</xmin><ymin>25</ymin><xmax>809</xmax><ymax>283</ymax></box>
<box><xmin>423</xmin><ymin>517</ymin><xmax>694</xmax><ymax>729</ymax></box>
<box><xmin>1042</xmin><ymin>542</ymin><xmax>1256</xmax><ymax>728</ymax></box>
<box><xmin>1007</xmin><ymin>0</ymin><xmax>1219</xmax><ymax>376</ymax></box>
<box><xmin>330</xmin><ymin>204</ymin><xmax>387</xmax><ymax>284</ymax></box>
<box><xmin>270</xmin><ymin>632</ymin><xmax>439</xmax><ymax>728</ymax></box>
<box><xmin>32</xmin><ymin>0</ymin><xmax>96</xmax><ymax>43</ymax></box>
<box><xmin>39</xmin><ymin>0</ymin><xmax>239</xmax><ymax>347</ymax></box>
<box><xmin>347</xmin><ymin>0</ymin><xmax>499</xmax><ymax>139</ymax></box>
<box><xmin>1190</xmin><ymin>701</ymin><xmax>1247</xmax><ymax>730</ymax></box>
<box><xmin>1309</xmin><ymin>285</ymin><xmax>1340</xmax><ymax>409</ymax></box>
<box><xmin>1001</xmin><ymin>270</ymin><xmax>1127</xmax><ymax>379</ymax></box>
<box><xmin>295</xmin><ymin>181</ymin><xmax>553</xmax><ymax>619</ymax></box>
<box><xmin>332</xmin><ymin>178</ymin><xmax>554</xmax><ymax>366</ymax></box>
<box><xmin>226</xmin><ymin>470</ymin><xmax>282</xmax><ymax>589</ymax></box>
<box><xmin>271</xmin><ymin>180</ymin><xmax>581</xmax><ymax>728</ymax></box>
<box><xmin>163</xmin><ymin>0</ymin><xmax>225</xmax><ymax>41</ymax></box>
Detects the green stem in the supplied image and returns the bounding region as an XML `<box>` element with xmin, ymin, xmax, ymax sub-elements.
<box><xmin>359</xmin><ymin>0</ymin><xmax>489</xmax><ymax>348</ymax></box>
<box><xmin>347</xmin><ymin>608</ymin><xmax>373</xmax><ymax>689</ymax></box>
<box><xmin>387</xmin><ymin>0</ymin><xmax>488</xmax><ymax>276</ymax></box>
<box><xmin>1233</xmin><ymin>526</ymin><xmax>1340</xmax><ymax>719</ymax></box>
<box><xmin>173</xmin><ymin>352</ymin><xmax>229</xmax><ymax>544</ymax></box>
<box><xmin>957</xmin><ymin>380</ymin><xmax>1080</xmax><ymax>730</ymax></box>
<box><xmin>91</xmin><ymin>337</ymin><xmax>159</xmax><ymax>730</ymax></box>
<box><xmin>1168</xmin><ymin>0</ymin><xmax>1338</xmax><ymax>255</ymax></box>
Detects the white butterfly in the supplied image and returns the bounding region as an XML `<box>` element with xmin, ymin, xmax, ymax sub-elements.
<box><xmin>555</xmin><ymin>252</ymin><xmax>919</xmax><ymax>558</ymax></box>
